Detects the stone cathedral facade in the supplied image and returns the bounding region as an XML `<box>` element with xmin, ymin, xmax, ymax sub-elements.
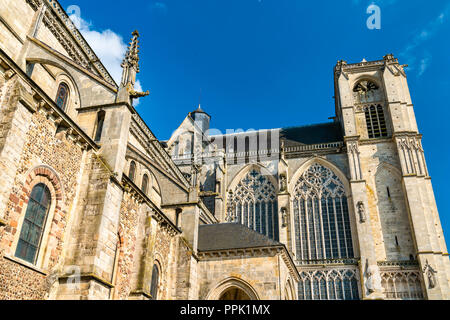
<box><xmin>0</xmin><ymin>0</ymin><xmax>449</xmax><ymax>301</ymax></box>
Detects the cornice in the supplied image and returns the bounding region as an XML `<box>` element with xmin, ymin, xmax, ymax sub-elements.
<box><xmin>283</xmin><ymin>142</ymin><xmax>345</xmax><ymax>159</ymax></box>
<box><xmin>59</xmin><ymin>273</ymin><xmax>114</xmax><ymax>288</ymax></box>
<box><xmin>359</xmin><ymin>137</ymin><xmax>394</xmax><ymax>145</ymax></box>
<box><xmin>198</xmin><ymin>245</ymin><xmax>300</xmax><ymax>281</ymax></box>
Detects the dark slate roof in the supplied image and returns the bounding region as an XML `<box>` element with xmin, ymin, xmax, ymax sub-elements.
<box><xmin>198</xmin><ymin>223</ymin><xmax>282</xmax><ymax>252</ymax></box>
<box><xmin>281</xmin><ymin>122</ymin><xmax>343</xmax><ymax>145</ymax></box>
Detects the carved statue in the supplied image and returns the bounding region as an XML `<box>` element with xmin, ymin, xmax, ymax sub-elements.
<box><xmin>364</xmin><ymin>259</ymin><xmax>381</xmax><ymax>295</ymax></box>
<box><xmin>226</xmin><ymin>191</ymin><xmax>236</xmax><ymax>223</ymax></box>
<box><xmin>423</xmin><ymin>260</ymin><xmax>437</xmax><ymax>289</ymax></box>
<box><xmin>357</xmin><ymin>201</ymin><xmax>366</xmax><ymax>223</ymax></box>
<box><xmin>279</xmin><ymin>174</ymin><xmax>287</xmax><ymax>193</ymax></box>
<box><xmin>45</xmin><ymin>269</ymin><xmax>59</xmax><ymax>291</ymax></box>
<box><xmin>281</xmin><ymin>207</ymin><xmax>288</xmax><ymax>228</ymax></box>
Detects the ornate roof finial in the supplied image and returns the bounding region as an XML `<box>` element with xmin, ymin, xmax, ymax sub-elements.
<box><xmin>117</xmin><ymin>30</ymin><xmax>149</xmax><ymax>104</ymax></box>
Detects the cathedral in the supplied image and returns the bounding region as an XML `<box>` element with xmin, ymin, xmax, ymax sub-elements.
<box><xmin>0</xmin><ymin>0</ymin><xmax>449</xmax><ymax>300</ymax></box>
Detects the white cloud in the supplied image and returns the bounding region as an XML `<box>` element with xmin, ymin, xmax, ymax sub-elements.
<box><xmin>150</xmin><ymin>2</ymin><xmax>168</xmax><ymax>15</ymax></box>
<box><xmin>69</xmin><ymin>13</ymin><xmax>146</xmax><ymax>104</ymax></box>
<box><xmin>69</xmin><ymin>14</ymin><xmax>127</xmax><ymax>85</ymax></box>
<box><xmin>400</xmin><ymin>4</ymin><xmax>450</xmax><ymax>76</ymax></box>
<box><xmin>133</xmin><ymin>80</ymin><xmax>143</xmax><ymax>106</ymax></box>
<box><xmin>418</xmin><ymin>54</ymin><xmax>431</xmax><ymax>76</ymax></box>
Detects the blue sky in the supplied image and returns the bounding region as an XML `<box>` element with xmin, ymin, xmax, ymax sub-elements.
<box><xmin>60</xmin><ymin>0</ymin><xmax>450</xmax><ymax>247</ymax></box>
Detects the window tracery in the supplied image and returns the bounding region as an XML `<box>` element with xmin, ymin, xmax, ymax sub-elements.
<box><xmin>228</xmin><ymin>169</ymin><xmax>278</xmax><ymax>240</ymax></box>
<box><xmin>298</xmin><ymin>269</ymin><xmax>359</xmax><ymax>300</ymax></box>
<box><xmin>380</xmin><ymin>271</ymin><xmax>423</xmax><ymax>300</ymax></box>
<box><xmin>292</xmin><ymin>163</ymin><xmax>354</xmax><ymax>262</ymax></box>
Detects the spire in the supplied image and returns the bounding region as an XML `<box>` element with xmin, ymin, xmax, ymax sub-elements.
<box><xmin>120</xmin><ymin>30</ymin><xmax>140</xmax><ymax>86</ymax></box>
<box><xmin>117</xmin><ymin>30</ymin><xmax>149</xmax><ymax>104</ymax></box>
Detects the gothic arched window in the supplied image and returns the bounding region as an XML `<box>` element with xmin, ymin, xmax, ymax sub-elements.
<box><xmin>15</xmin><ymin>183</ymin><xmax>51</xmax><ymax>264</ymax></box>
<box><xmin>365</xmin><ymin>104</ymin><xmax>388</xmax><ymax>139</ymax></box>
<box><xmin>55</xmin><ymin>83</ymin><xmax>69</xmax><ymax>111</ymax></box>
<box><xmin>228</xmin><ymin>169</ymin><xmax>278</xmax><ymax>240</ymax></box>
<box><xmin>142</xmin><ymin>174</ymin><xmax>149</xmax><ymax>195</ymax></box>
<box><xmin>293</xmin><ymin>163</ymin><xmax>354</xmax><ymax>262</ymax></box>
<box><xmin>129</xmin><ymin>161</ymin><xmax>136</xmax><ymax>182</ymax></box>
<box><xmin>150</xmin><ymin>264</ymin><xmax>160</xmax><ymax>300</ymax></box>
<box><xmin>298</xmin><ymin>269</ymin><xmax>359</xmax><ymax>300</ymax></box>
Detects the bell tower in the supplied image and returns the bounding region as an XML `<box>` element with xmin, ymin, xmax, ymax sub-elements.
<box><xmin>335</xmin><ymin>55</ymin><xmax>450</xmax><ymax>300</ymax></box>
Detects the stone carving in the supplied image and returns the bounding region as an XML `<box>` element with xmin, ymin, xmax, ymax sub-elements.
<box><xmin>279</xmin><ymin>173</ymin><xmax>287</xmax><ymax>192</ymax></box>
<box><xmin>353</xmin><ymin>80</ymin><xmax>379</xmax><ymax>94</ymax></box>
<box><xmin>45</xmin><ymin>269</ymin><xmax>59</xmax><ymax>291</ymax></box>
<box><xmin>120</xmin><ymin>31</ymin><xmax>150</xmax><ymax>101</ymax></box>
<box><xmin>357</xmin><ymin>201</ymin><xmax>366</xmax><ymax>223</ymax></box>
<box><xmin>281</xmin><ymin>207</ymin><xmax>288</xmax><ymax>228</ymax></box>
<box><xmin>423</xmin><ymin>260</ymin><xmax>437</xmax><ymax>289</ymax></box>
<box><xmin>226</xmin><ymin>193</ymin><xmax>236</xmax><ymax>223</ymax></box>
<box><xmin>365</xmin><ymin>259</ymin><xmax>382</xmax><ymax>295</ymax></box>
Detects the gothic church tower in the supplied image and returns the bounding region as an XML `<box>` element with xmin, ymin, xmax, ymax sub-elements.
<box><xmin>335</xmin><ymin>54</ymin><xmax>450</xmax><ymax>299</ymax></box>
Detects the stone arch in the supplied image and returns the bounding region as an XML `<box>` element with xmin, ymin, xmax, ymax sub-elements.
<box><xmin>26</xmin><ymin>58</ymin><xmax>82</xmax><ymax>106</ymax></box>
<box><xmin>289</xmin><ymin>157</ymin><xmax>350</xmax><ymax>195</ymax></box>
<box><xmin>227</xmin><ymin>163</ymin><xmax>278</xmax><ymax>192</ymax></box>
<box><xmin>375</xmin><ymin>161</ymin><xmax>402</xmax><ymax>177</ymax></box>
<box><xmin>285</xmin><ymin>277</ymin><xmax>296</xmax><ymax>300</ymax></box>
<box><xmin>150</xmin><ymin>258</ymin><xmax>163</xmax><ymax>300</ymax></box>
<box><xmin>226</xmin><ymin>163</ymin><xmax>279</xmax><ymax>240</ymax></box>
<box><xmin>12</xmin><ymin>165</ymin><xmax>65</xmax><ymax>270</ymax></box>
<box><xmin>24</xmin><ymin>41</ymin><xmax>117</xmax><ymax>106</ymax></box>
<box><xmin>53</xmin><ymin>71</ymin><xmax>81</xmax><ymax>117</ymax></box>
<box><xmin>351</xmin><ymin>76</ymin><xmax>382</xmax><ymax>92</ymax></box>
<box><xmin>289</xmin><ymin>158</ymin><xmax>357</xmax><ymax>261</ymax></box>
<box><xmin>206</xmin><ymin>277</ymin><xmax>260</xmax><ymax>301</ymax></box>
<box><xmin>374</xmin><ymin>162</ymin><xmax>414</xmax><ymax>260</ymax></box>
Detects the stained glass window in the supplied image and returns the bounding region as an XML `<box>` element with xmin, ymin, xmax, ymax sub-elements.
<box><xmin>55</xmin><ymin>83</ymin><xmax>69</xmax><ymax>111</ymax></box>
<box><xmin>150</xmin><ymin>264</ymin><xmax>160</xmax><ymax>300</ymax></box>
<box><xmin>15</xmin><ymin>183</ymin><xmax>51</xmax><ymax>264</ymax></box>
<box><xmin>292</xmin><ymin>163</ymin><xmax>354</xmax><ymax>262</ymax></box>
<box><xmin>228</xmin><ymin>169</ymin><xmax>278</xmax><ymax>241</ymax></box>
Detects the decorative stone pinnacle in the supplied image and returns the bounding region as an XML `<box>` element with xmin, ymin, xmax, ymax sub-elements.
<box><xmin>117</xmin><ymin>30</ymin><xmax>150</xmax><ymax>104</ymax></box>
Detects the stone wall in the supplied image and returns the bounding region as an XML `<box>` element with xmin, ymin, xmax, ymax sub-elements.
<box><xmin>197</xmin><ymin>252</ymin><xmax>291</xmax><ymax>300</ymax></box>
<box><xmin>0</xmin><ymin>91</ymin><xmax>84</xmax><ymax>300</ymax></box>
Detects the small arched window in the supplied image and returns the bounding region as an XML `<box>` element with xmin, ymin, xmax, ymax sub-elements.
<box><xmin>55</xmin><ymin>83</ymin><xmax>69</xmax><ymax>111</ymax></box>
<box><xmin>15</xmin><ymin>183</ymin><xmax>51</xmax><ymax>264</ymax></box>
<box><xmin>142</xmin><ymin>174</ymin><xmax>149</xmax><ymax>195</ymax></box>
<box><xmin>150</xmin><ymin>264</ymin><xmax>160</xmax><ymax>300</ymax></box>
<box><xmin>129</xmin><ymin>161</ymin><xmax>136</xmax><ymax>182</ymax></box>
<box><xmin>94</xmin><ymin>111</ymin><xmax>105</xmax><ymax>142</ymax></box>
